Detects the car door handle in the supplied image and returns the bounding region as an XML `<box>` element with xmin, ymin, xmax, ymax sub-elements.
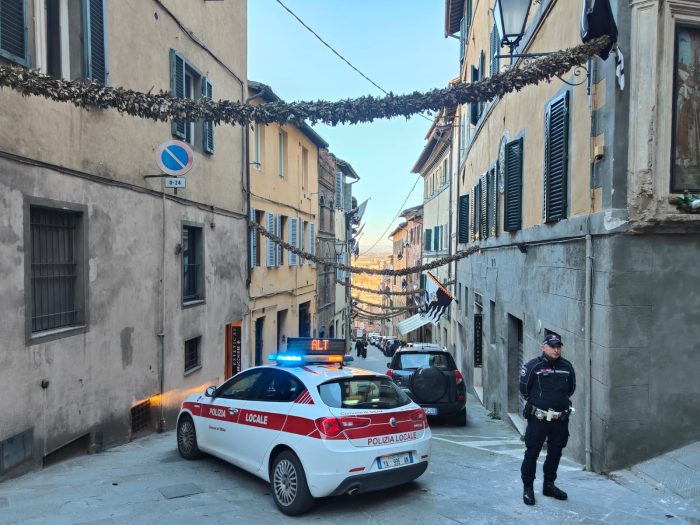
<box><xmin>229</xmin><ymin>408</ymin><xmax>239</xmax><ymax>414</ymax></box>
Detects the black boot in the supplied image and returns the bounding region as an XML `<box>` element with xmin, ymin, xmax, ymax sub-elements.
<box><xmin>543</xmin><ymin>482</ymin><xmax>568</xmax><ymax>500</ymax></box>
<box><xmin>523</xmin><ymin>485</ymin><xmax>535</xmax><ymax>506</ymax></box>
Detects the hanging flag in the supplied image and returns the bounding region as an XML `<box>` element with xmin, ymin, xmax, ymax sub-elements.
<box><xmin>397</xmin><ymin>272</ymin><xmax>454</xmax><ymax>335</ymax></box>
<box><xmin>613</xmin><ymin>43</ymin><xmax>625</xmax><ymax>91</ymax></box>
<box><xmin>351</xmin><ymin>199</ymin><xmax>369</xmax><ymax>224</ymax></box>
<box><xmin>580</xmin><ymin>0</ymin><xmax>618</xmax><ymax>60</ymax></box>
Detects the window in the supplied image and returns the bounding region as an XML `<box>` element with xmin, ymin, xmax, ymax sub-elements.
<box><xmin>458</xmin><ymin>194</ymin><xmax>470</xmax><ymax>243</ymax></box>
<box><xmin>184</xmin><ymin>336</ymin><xmax>201</xmax><ymax>373</ymax></box>
<box><xmin>470</xmin><ymin>65</ymin><xmax>481</xmax><ymax>125</ymax></box>
<box><xmin>276</xmin><ymin>214</ymin><xmax>284</xmax><ymax>266</ymax></box>
<box><xmin>288</xmin><ymin>217</ymin><xmax>298</xmax><ymax>266</ymax></box>
<box><xmin>216</xmin><ymin>369</ymin><xmax>267</xmax><ymax>399</ymax></box>
<box><xmin>490</xmin><ymin>24</ymin><xmax>500</xmax><ymax>76</ymax></box>
<box><xmin>253</xmin><ymin>123</ymin><xmax>261</xmax><ymax>169</ymax></box>
<box><xmin>265</xmin><ymin>212</ymin><xmax>276</xmax><ymax>268</ymax></box>
<box><xmin>278</xmin><ymin>129</ymin><xmax>287</xmax><ymax>178</ymax></box>
<box><xmin>28</xmin><ymin>204</ymin><xmax>86</xmax><ymax>337</ymax></box>
<box><xmin>487</xmin><ymin>167</ymin><xmax>498</xmax><ymax>237</ymax></box>
<box><xmin>671</xmin><ymin>26</ymin><xmax>700</xmax><ymax>192</ymax></box>
<box><xmin>433</xmin><ymin>226</ymin><xmax>439</xmax><ymax>251</ymax></box>
<box><xmin>335</xmin><ymin>170</ymin><xmax>343</xmax><ymax>209</ymax></box>
<box><xmin>544</xmin><ymin>91</ymin><xmax>570</xmax><ymax>222</ymax></box>
<box><xmin>299</xmin><ymin>220</ymin><xmax>306</xmax><ymax>265</ymax></box>
<box><xmin>170</xmin><ymin>49</ymin><xmax>213</xmax><ymax>152</ymax></box>
<box><xmin>0</xmin><ymin>0</ymin><xmax>28</xmax><ymax>66</ymax></box>
<box><xmin>424</xmin><ymin>228</ymin><xmax>432</xmax><ymax>251</ymax></box>
<box><xmin>318</xmin><ymin>377</ymin><xmax>410</xmax><ymax>410</ymax></box>
<box><xmin>182</xmin><ymin>224</ymin><xmax>204</xmax><ymax>302</ymax></box>
<box><xmin>257</xmin><ymin>370</ymin><xmax>304</xmax><ymax>402</ymax></box>
<box><xmin>249</xmin><ymin>207</ymin><xmax>257</xmax><ymax>268</ymax></box>
<box><xmin>301</xmin><ymin>146</ymin><xmax>309</xmax><ymax>192</ymax></box>
<box><xmin>504</xmin><ymin>137</ymin><xmax>524</xmax><ymax>231</ymax></box>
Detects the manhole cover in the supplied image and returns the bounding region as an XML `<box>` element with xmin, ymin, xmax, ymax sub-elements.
<box><xmin>158</xmin><ymin>483</ymin><xmax>203</xmax><ymax>499</ymax></box>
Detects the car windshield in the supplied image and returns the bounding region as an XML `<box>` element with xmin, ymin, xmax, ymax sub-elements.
<box><xmin>318</xmin><ymin>376</ymin><xmax>411</xmax><ymax>410</ymax></box>
<box><xmin>396</xmin><ymin>352</ymin><xmax>455</xmax><ymax>371</ymax></box>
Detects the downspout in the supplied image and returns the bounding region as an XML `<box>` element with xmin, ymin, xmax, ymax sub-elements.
<box><xmin>585</xmin><ymin>57</ymin><xmax>598</xmax><ymax>471</ymax></box>
<box><xmin>158</xmin><ymin>188</ymin><xmax>166</xmax><ymax>432</ymax></box>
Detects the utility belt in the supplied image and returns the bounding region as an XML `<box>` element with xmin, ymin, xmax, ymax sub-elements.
<box><xmin>531</xmin><ymin>406</ymin><xmax>571</xmax><ymax>422</ymax></box>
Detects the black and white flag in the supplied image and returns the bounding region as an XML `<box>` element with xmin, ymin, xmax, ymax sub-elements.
<box><xmin>397</xmin><ymin>272</ymin><xmax>454</xmax><ymax>335</ymax></box>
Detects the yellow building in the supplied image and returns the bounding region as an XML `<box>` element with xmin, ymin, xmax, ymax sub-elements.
<box><xmin>246</xmin><ymin>82</ymin><xmax>328</xmax><ymax>365</ymax></box>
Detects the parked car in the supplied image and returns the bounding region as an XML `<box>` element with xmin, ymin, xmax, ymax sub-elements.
<box><xmin>382</xmin><ymin>337</ymin><xmax>397</xmax><ymax>356</ymax></box>
<box><xmin>386</xmin><ymin>346</ymin><xmax>467</xmax><ymax>426</ymax></box>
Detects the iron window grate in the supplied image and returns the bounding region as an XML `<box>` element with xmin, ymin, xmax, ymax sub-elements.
<box><xmin>130</xmin><ymin>400</ymin><xmax>151</xmax><ymax>434</ymax></box>
<box><xmin>184</xmin><ymin>336</ymin><xmax>201</xmax><ymax>372</ymax></box>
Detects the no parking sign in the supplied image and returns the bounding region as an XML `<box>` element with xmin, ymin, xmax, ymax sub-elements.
<box><xmin>156</xmin><ymin>140</ymin><xmax>194</xmax><ymax>177</ymax></box>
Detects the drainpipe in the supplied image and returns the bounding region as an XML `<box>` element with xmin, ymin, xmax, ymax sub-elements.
<box><xmin>158</xmin><ymin>190</ymin><xmax>166</xmax><ymax>432</ymax></box>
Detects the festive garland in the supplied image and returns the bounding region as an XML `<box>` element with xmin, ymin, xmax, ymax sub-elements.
<box><xmin>253</xmin><ymin>222</ymin><xmax>480</xmax><ymax>275</ymax></box>
<box><xmin>339</xmin><ymin>280</ymin><xmax>426</xmax><ymax>296</ymax></box>
<box><xmin>353</xmin><ymin>308</ymin><xmax>411</xmax><ymax>320</ymax></box>
<box><xmin>352</xmin><ymin>296</ymin><xmax>420</xmax><ymax>310</ymax></box>
<box><xmin>0</xmin><ymin>37</ymin><xmax>609</xmax><ymax>127</ymax></box>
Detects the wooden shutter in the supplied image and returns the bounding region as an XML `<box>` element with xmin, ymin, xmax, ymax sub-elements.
<box><xmin>424</xmin><ymin>228</ymin><xmax>432</xmax><ymax>251</ymax></box>
<box><xmin>469</xmin><ymin>66</ymin><xmax>480</xmax><ymax>125</ymax></box>
<box><xmin>0</xmin><ymin>0</ymin><xmax>28</xmax><ymax>65</ymax></box>
<box><xmin>170</xmin><ymin>49</ymin><xmax>186</xmax><ymax>138</ymax></box>
<box><xmin>202</xmin><ymin>77</ymin><xmax>214</xmax><ymax>154</ymax></box>
<box><xmin>84</xmin><ymin>0</ymin><xmax>107</xmax><ymax>84</ymax></box>
<box><xmin>490</xmin><ymin>25</ymin><xmax>500</xmax><ymax>76</ymax></box>
<box><xmin>433</xmin><ymin>226</ymin><xmax>439</xmax><ymax>251</ymax></box>
<box><xmin>458</xmin><ymin>194</ymin><xmax>469</xmax><ymax>243</ymax></box>
<box><xmin>470</xmin><ymin>186</ymin><xmax>476</xmax><ymax>242</ymax></box>
<box><xmin>266</xmin><ymin>212</ymin><xmax>275</xmax><ymax>267</ymax></box>
<box><xmin>276</xmin><ymin>214</ymin><xmax>282</xmax><ymax>266</ymax></box>
<box><xmin>309</xmin><ymin>223</ymin><xmax>315</xmax><ymax>267</ymax></box>
<box><xmin>504</xmin><ymin>138</ymin><xmax>523</xmax><ymax>231</ymax></box>
<box><xmin>459</xmin><ymin>16</ymin><xmax>466</xmax><ymax>63</ymax></box>
<box><xmin>249</xmin><ymin>207</ymin><xmax>257</xmax><ymax>268</ymax></box>
<box><xmin>335</xmin><ymin>171</ymin><xmax>343</xmax><ymax>209</ymax></box>
<box><xmin>479</xmin><ymin>174</ymin><xmax>488</xmax><ymax>240</ymax></box>
<box><xmin>465</xmin><ymin>0</ymin><xmax>472</xmax><ymax>35</ymax></box>
<box><xmin>544</xmin><ymin>92</ymin><xmax>570</xmax><ymax>222</ymax></box>
<box><xmin>299</xmin><ymin>220</ymin><xmax>305</xmax><ymax>265</ymax></box>
<box><xmin>489</xmin><ymin>167</ymin><xmax>498</xmax><ymax>237</ymax></box>
<box><xmin>289</xmin><ymin>218</ymin><xmax>298</xmax><ymax>266</ymax></box>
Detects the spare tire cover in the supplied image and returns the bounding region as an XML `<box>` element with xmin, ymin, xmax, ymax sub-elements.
<box><xmin>410</xmin><ymin>367</ymin><xmax>447</xmax><ymax>403</ymax></box>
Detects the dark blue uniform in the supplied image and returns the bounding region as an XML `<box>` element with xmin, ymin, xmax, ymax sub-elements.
<box><xmin>519</xmin><ymin>353</ymin><xmax>576</xmax><ymax>486</ymax></box>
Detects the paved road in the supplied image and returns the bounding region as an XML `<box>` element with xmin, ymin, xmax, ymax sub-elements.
<box><xmin>1</xmin><ymin>343</ymin><xmax>698</xmax><ymax>524</ymax></box>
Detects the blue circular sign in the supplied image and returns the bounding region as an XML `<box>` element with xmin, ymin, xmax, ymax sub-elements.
<box><xmin>156</xmin><ymin>140</ymin><xmax>194</xmax><ymax>176</ymax></box>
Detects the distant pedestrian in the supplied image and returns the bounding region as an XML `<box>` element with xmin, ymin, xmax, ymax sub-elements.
<box><xmin>519</xmin><ymin>334</ymin><xmax>576</xmax><ymax>506</ymax></box>
<box><xmin>356</xmin><ymin>338</ymin><xmax>366</xmax><ymax>359</ymax></box>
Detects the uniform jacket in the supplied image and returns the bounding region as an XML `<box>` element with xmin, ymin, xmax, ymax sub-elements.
<box><xmin>519</xmin><ymin>354</ymin><xmax>576</xmax><ymax>412</ymax></box>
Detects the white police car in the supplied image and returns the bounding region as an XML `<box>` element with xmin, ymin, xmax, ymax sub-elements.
<box><xmin>176</xmin><ymin>338</ymin><xmax>432</xmax><ymax>515</ymax></box>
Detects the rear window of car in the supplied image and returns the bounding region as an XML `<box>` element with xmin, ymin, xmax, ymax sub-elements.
<box><xmin>394</xmin><ymin>352</ymin><xmax>456</xmax><ymax>371</ymax></box>
<box><xmin>318</xmin><ymin>376</ymin><xmax>411</xmax><ymax>410</ymax></box>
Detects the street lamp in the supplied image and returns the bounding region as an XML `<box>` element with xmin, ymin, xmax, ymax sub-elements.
<box><xmin>493</xmin><ymin>0</ymin><xmax>589</xmax><ymax>88</ymax></box>
<box><xmin>493</xmin><ymin>0</ymin><xmax>533</xmax><ymax>51</ymax></box>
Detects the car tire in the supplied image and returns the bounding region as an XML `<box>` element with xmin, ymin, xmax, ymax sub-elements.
<box><xmin>453</xmin><ymin>408</ymin><xmax>467</xmax><ymax>426</ymax></box>
<box><xmin>177</xmin><ymin>414</ymin><xmax>203</xmax><ymax>460</ymax></box>
<box><xmin>270</xmin><ymin>450</ymin><xmax>314</xmax><ymax>516</ymax></box>
<box><xmin>411</xmin><ymin>367</ymin><xmax>448</xmax><ymax>403</ymax></box>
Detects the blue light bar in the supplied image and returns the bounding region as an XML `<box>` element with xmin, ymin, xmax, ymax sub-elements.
<box><xmin>268</xmin><ymin>353</ymin><xmax>354</xmax><ymax>366</ymax></box>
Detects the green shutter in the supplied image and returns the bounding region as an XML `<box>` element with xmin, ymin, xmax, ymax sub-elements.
<box><xmin>480</xmin><ymin>174</ymin><xmax>488</xmax><ymax>240</ymax></box>
<box><xmin>170</xmin><ymin>49</ymin><xmax>186</xmax><ymax>139</ymax></box>
<box><xmin>202</xmin><ymin>77</ymin><xmax>214</xmax><ymax>154</ymax></box>
<box><xmin>490</xmin><ymin>25</ymin><xmax>500</xmax><ymax>76</ymax></box>
<box><xmin>459</xmin><ymin>16</ymin><xmax>466</xmax><ymax>63</ymax></box>
<box><xmin>488</xmin><ymin>167</ymin><xmax>498</xmax><ymax>237</ymax></box>
<box><xmin>458</xmin><ymin>195</ymin><xmax>469</xmax><ymax>244</ymax></box>
<box><xmin>504</xmin><ymin>138</ymin><xmax>523</xmax><ymax>231</ymax></box>
<box><xmin>424</xmin><ymin>229</ymin><xmax>432</xmax><ymax>251</ymax></box>
<box><xmin>544</xmin><ymin>92</ymin><xmax>570</xmax><ymax>222</ymax></box>
<box><xmin>469</xmin><ymin>66</ymin><xmax>480</xmax><ymax>125</ymax></box>
<box><xmin>0</xmin><ymin>0</ymin><xmax>28</xmax><ymax>66</ymax></box>
<box><xmin>465</xmin><ymin>0</ymin><xmax>472</xmax><ymax>36</ymax></box>
<box><xmin>84</xmin><ymin>0</ymin><xmax>107</xmax><ymax>84</ymax></box>
<box><xmin>249</xmin><ymin>208</ymin><xmax>257</xmax><ymax>268</ymax></box>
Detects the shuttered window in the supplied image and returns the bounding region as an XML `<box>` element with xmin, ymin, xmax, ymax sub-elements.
<box><xmin>249</xmin><ymin>208</ymin><xmax>257</xmax><ymax>268</ymax></box>
<box><xmin>479</xmin><ymin>174</ymin><xmax>488</xmax><ymax>240</ymax></box>
<box><xmin>544</xmin><ymin>92</ymin><xmax>570</xmax><ymax>222</ymax></box>
<box><xmin>469</xmin><ymin>65</ymin><xmax>480</xmax><ymax>125</ymax></box>
<box><xmin>458</xmin><ymin>194</ymin><xmax>469</xmax><ymax>244</ymax></box>
<box><xmin>201</xmin><ymin>77</ymin><xmax>214</xmax><ymax>154</ymax></box>
<box><xmin>276</xmin><ymin>214</ymin><xmax>283</xmax><ymax>266</ymax></box>
<box><xmin>472</xmin><ymin>182</ymin><xmax>481</xmax><ymax>241</ymax></box>
<box><xmin>266</xmin><ymin>212</ymin><xmax>275</xmax><ymax>268</ymax></box>
<box><xmin>0</xmin><ymin>0</ymin><xmax>28</xmax><ymax>65</ymax></box>
<box><xmin>182</xmin><ymin>225</ymin><xmax>204</xmax><ymax>302</ymax></box>
<box><xmin>309</xmin><ymin>223</ymin><xmax>315</xmax><ymax>267</ymax></box>
<box><xmin>84</xmin><ymin>0</ymin><xmax>107</xmax><ymax>84</ymax></box>
<box><xmin>170</xmin><ymin>49</ymin><xmax>186</xmax><ymax>139</ymax></box>
<box><xmin>489</xmin><ymin>25</ymin><xmax>500</xmax><ymax>76</ymax></box>
<box><xmin>433</xmin><ymin>226</ymin><xmax>439</xmax><ymax>251</ymax></box>
<box><xmin>459</xmin><ymin>16</ymin><xmax>466</xmax><ymax>63</ymax></box>
<box><xmin>504</xmin><ymin>137</ymin><xmax>523</xmax><ymax>232</ymax></box>
<box><xmin>488</xmin><ymin>167</ymin><xmax>498</xmax><ymax>237</ymax></box>
<box><xmin>299</xmin><ymin>220</ymin><xmax>305</xmax><ymax>265</ymax></box>
<box><xmin>335</xmin><ymin>171</ymin><xmax>343</xmax><ymax>209</ymax></box>
<box><xmin>289</xmin><ymin>218</ymin><xmax>298</xmax><ymax>266</ymax></box>
<box><xmin>424</xmin><ymin>228</ymin><xmax>432</xmax><ymax>251</ymax></box>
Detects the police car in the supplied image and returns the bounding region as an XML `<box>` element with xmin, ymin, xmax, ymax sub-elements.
<box><xmin>176</xmin><ymin>338</ymin><xmax>432</xmax><ymax>515</ymax></box>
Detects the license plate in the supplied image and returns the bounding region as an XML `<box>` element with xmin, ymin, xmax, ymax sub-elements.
<box><xmin>423</xmin><ymin>407</ymin><xmax>438</xmax><ymax>415</ymax></box>
<box><xmin>376</xmin><ymin>452</ymin><xmax>413</xmax><ymax>470</ymax></box>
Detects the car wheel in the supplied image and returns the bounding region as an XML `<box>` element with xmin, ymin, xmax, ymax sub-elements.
<box><xmin>177</xmin><ymin>414</ymin><xmax>203</xmax><ymax>459</ymax></box>
<box><xmin>270</xmin><ymin>451</ymin><xmax>314</xmax><ymax>516</ymax></box>
<box><xmin>453</xmin><ymin>408</ymin><xmax>467</xmax><ymax>426</ymax></box>
<box><xmin>411</xmin><ymin>367</ymin><xmax>448</xmax><ymax>403</ymax></box>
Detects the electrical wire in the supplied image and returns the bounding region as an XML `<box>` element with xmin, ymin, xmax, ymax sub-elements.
<box><xmin>360</xmin><ymin>175</ymin><xmax>422</xmax><ymax>255</ymax></box>
<box><xmin>274</xmin><ymin>0</ymin><xmax>434</xmax><ymax>124</ymax></box>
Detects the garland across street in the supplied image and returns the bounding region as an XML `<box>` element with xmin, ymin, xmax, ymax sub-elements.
<box><xmin>339</xmin><ymin>280</ymin><xmax>426</xmax><ymax>296</ymax></box>
<box><xmin>253</xmin><ymin>222</ymin><xmax>480</xmax><ymax>276</ymax></box>
<box><xmin>0</xmin><ymin>37</ymin><xmax>609</xmax><ymax>127</ymax></box>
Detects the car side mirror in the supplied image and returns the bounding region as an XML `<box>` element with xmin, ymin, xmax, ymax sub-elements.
<box><xmin>205</xmin><ymin>386</ymin><xmax>217</xmax><ymax>398</ymax></box>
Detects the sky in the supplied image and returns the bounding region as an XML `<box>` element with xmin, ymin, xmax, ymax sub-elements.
<box><xmin>248</xmin><ymin>0</ymin><xmax>457</xmax><ymax>253</ymax></box>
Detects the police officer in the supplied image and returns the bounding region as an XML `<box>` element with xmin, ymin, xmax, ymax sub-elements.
<box><xmin>519</xmin><ymin>334</ymin><xmax>575</xmax><ymax>506</ymax></box>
